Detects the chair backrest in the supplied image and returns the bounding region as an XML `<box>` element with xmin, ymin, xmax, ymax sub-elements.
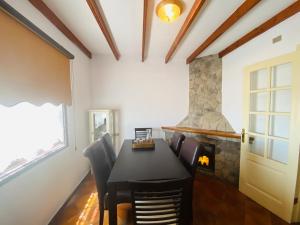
<box><xmin>179</xmin><ymin>138</ymin><xmax>203</xmax><ymax>177</ymax></box>
<box><xmin>135</xmin><ymin>128</ymin><xmax>152</xmax><ymax>139</ymax></box>
<box><xmin>83</xmin><ymin>139</ymin><xmax>111</xmax><ymax>198</ymax></box>
<box><xmin>102</xmin><ymin>133</ymin><xmax>116</xmax><ymax>166</ymax></box>
<box><xmin>129</xmin><ymin>178</ymin><xmax>192</xmax><ymax>225</ymax></box>
<box><xmin>170</xmin><ymin>132</ymin><xmax>185</xmax><ymax>156</ymax></box>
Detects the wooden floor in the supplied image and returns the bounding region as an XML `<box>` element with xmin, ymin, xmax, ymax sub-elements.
<box><xmin>49</xmin><ymin>172</ymin><xmax>299</xmax><ymax>225</ymax></box>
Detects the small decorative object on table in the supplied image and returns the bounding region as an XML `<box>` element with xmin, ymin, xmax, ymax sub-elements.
<box><xmin>132</xmin><ymin>128</ymin><xmax>155</xmax><ymax>149</ymax></box>
<box><xmin>132</xmin><ymin>138</ymin><xmax>155</xmax><ymax>150</ymax></box>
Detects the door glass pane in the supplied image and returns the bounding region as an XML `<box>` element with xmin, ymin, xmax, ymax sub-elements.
<box><xmin>93</xmin><ymin>112</ymin><xmax>108</xmax><ymax>140</ymax></box>
<box><xmin>250</xmin><ymin>68</ymin><xmax>269</xmax><ymax>90</ymax></box>
<box><xmin>270</xmin><ymin>89</ymin><xmax>291</xmax><ymax>112</ymax></box>
<box><xmin>268</xmin><ymin>139</ymin><xmax>288</xmax><ymax>164</ymax></box>
<box><xmin>269</xmin><ymin>115</ymin><xmax>290</xmax><ymax>139</ymax></box>
<box><xmin>249</xmin><ymin>114</ymin><xmax>265</xmax><ymax>134</ymax></box>
<box><xmin>249</xmin><ymin>135</ymin><xmax>264</xmax><ymax>156</ymax></box>
<box><xmin>271</xmin><ymin>63</ymin><xmax>292</xmax><ymax>87</ymax></box>
<box><xmin>250</xmin><ymin>92</ymin><xmax>268</xmax><ymax>112</ymax></box>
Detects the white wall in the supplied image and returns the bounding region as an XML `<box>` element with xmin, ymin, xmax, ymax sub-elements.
<box><xmin>91</xmin><ymin>56</ymin><xmax>189</xmax><ymax>148</ymax></box>
<box><xmin>222</xmin><ymin>13</ymin><xmax>300</xmax><ymax>133</ymax></box>
<box><xmin>0</xmin><ymin>1</ymin><xmax>91</xmax><ymax>225</ymax></box>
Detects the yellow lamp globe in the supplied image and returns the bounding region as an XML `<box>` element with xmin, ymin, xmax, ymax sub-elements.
<box><xmin>156</xmin><ymin>0</ymin><xmax>183</xmax><ymax>23</ymax></box>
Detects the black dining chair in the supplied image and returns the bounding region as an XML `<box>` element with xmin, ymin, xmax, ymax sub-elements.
<box><xmin>129</xmin><ymin>178</ymin><xmax>193</xmax><ymax>225</ymax></box>
<box><xmin>83</xmin><ymin>139</ymin><xmax>131</xmax><ymax>225</ymax></box>
<box><xmin>170</xmin><ymin>132</ymin><xmax>185</xmax><ymax>156</ymax></box>
<box><xmin>135</xmin><ymin>128</ymin><xmax>152</xmax><ymax>139</ymax></box>
<box><xmin>179</xmin><ymin>138</ymin><xmax>203</xmax><ymax>177</ymax></box>
<box><xmin>102</xmin><ymin>133</ymin><xmax>116</xmax><ymax>166</ymax></box>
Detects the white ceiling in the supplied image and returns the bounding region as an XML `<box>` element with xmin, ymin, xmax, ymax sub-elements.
<box><xmin>43</xmin><ymin>0</ymin><xmax>295</xmax><ymax>61</ymax></box>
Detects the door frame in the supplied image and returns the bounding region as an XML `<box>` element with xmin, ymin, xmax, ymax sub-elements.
<box><xmin>292</xmin><ymin>45</ymin><xmax>300</xmax><ymax>222</ymax></box>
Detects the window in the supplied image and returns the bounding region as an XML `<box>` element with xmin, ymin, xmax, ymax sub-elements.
<box><xmin>0</xmin><ymin>103</ymin><xmax>67</xmax><ymax>181</ymax></box>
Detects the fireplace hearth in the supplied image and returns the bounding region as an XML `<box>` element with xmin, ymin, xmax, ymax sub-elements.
<box><xmin>164</xmin><ymin>130</ymin><xmax>241</xmax><ymax>186</ymax></box>
<box><xmin>198</xmin><ymin>142</ymin><xmax>215</xmax><ymax>173</ymax></box>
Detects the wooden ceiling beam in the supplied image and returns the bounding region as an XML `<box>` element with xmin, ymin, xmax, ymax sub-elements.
<box><xmin>165</xmin><ymin>0</ymin><xmax>206</xmax><ymax>64</ymax></box>
<box><xmin>29</xmin><ymin>0</ymin><xmax>92</xmax><ymax>59</ymax></box>
<box><xmin>186</xmin><ymin>0</ymin><xmax>261</xmax><ymax>64</ymax></box>
<box><xmin>142</xmin><ymin>0</ymin><xmax>148</xmax><ymax>62</ymax></box>
<box><xmin>219</xmin><ymin>1</ymin><xmax>300</xmax><ymax>58</ymax></box>
<box><xmin>86</xmin><ymin>0</ymin><xmax>120</xmax><ymax>60</ymax></box>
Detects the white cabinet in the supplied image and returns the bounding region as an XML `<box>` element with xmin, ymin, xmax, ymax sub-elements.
<box><xmin>88</xmin><ymin>109</ymin><xmax>120</xmax><ymax>150</ymax></box>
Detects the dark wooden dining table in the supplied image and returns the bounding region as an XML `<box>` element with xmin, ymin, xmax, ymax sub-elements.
<box><xmin>107</xmin><ymin>138</ymin><xmax>192</xmax><ymax>225</ymax></box>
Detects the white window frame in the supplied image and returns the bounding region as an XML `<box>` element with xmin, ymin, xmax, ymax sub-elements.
<box><xmin>0</xmin><ymin>104</ymin><xmax>69</xmax><ymax>185</ymax></box>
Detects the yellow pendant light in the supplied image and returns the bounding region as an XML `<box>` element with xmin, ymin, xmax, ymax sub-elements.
<box><xmin>156</xmin><ymin>0</ymin><xmax>183</xmax><ymax>23</ymax></box>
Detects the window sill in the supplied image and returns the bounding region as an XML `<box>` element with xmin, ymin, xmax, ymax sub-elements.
<box><xmin>0</xmin><ymin>144</ymin><xmax>68</xmax><ymax>187</ymax></box>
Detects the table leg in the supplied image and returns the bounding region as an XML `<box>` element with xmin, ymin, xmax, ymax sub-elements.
<box><xmin>108</xmin><ymin>185</ymin><xmax>117</xmax><ymax>225</ymax></box>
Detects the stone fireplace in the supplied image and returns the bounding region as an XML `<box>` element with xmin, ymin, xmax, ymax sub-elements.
<box><xmin>178</xmin><ymin>54</ymin><xmax>233</xmax><ymax>132</ymax></box>
<box><xmin>164</xmin><ymin>54</ymin><xmax>241</xmax><ymax>186</ymax></box>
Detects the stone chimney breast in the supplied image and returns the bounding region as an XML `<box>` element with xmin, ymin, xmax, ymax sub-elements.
<box><xmin>178</xmin><ymin>54</ymin><xmax>234</xmax><ymax>132</ymax></box>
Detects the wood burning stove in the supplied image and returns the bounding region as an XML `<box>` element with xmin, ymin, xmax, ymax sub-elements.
<box><xmin>198</xmin><ymin>142</ymin><xmax>215</xmax><ymax>173</ymax></box>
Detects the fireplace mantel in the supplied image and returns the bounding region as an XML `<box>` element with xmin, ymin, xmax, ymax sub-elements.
<box><xmin>161</xmin><ymin>126</ymin><xmax>241</xmax><ymax>140</ymax></box>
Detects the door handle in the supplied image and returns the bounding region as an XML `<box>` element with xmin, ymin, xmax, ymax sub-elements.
<box><xmin>242</xmin><ymin>129</ymin><xmax>245</xmax><ymax>143</ymax></box>
<box><xmin>242</xmin><ymin>129</ymin><xmax>254</xmax><ymax>144</ymax></box>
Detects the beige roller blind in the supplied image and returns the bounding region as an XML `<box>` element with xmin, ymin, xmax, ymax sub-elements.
<box><xmin>0</xmin><ymin>10</ymin><xmax>71</xmax><ymax>106</ymax></box>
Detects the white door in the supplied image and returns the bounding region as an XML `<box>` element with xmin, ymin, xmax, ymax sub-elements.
<box><xmin>240</xmin><ymin>46</ymin><xmax>300</xmax><ymax>223</ymax></box>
